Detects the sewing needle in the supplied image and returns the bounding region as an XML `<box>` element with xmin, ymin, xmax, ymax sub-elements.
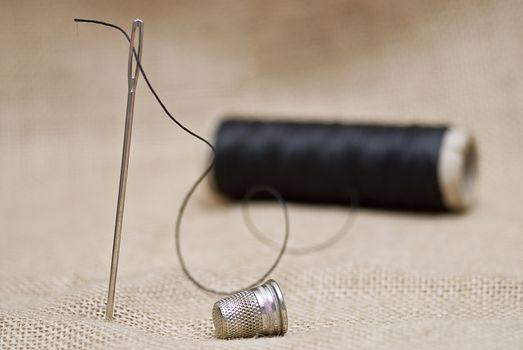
<box><xmin>106</xmin><ymin>19</ymin><xmax>144</xmax><ymax>321</ymax></box>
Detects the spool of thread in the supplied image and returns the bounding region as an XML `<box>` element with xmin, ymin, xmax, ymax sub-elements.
<box><xmin>212</xmin><ymin>118</ymin><xmax>477</xmax><ymax>212</ymax></box>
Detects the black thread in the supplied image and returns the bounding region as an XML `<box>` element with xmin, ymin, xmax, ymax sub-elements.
<box><xmin>214</xmin><ymin>119</ymin><xmax>448</xmax><ymax>211</ymax></box>
<box><xmin>74</xmin><ymin>19</ymin><xmax>289</xmax><ymax>295</ymax></box>
<box><xmin>242</xmin><ymin>187</ymin><xmax>358</xmax><ymax>255</ymax></box>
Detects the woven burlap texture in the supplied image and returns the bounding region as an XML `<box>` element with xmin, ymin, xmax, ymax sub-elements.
<box><xmin>2</xmin><ymin>0</ymin><xmax>523</xmax><ymax>349</ymax></box>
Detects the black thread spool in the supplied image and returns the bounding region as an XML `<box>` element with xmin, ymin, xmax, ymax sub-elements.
<box><xmin>212</xmin><ymin>119</ymin><xmax>477</xmax><ymax>212</ymax></box>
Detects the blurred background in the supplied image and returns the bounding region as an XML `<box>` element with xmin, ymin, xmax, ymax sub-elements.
<box><xmin>2</xmin><ymin>0</ymin><xmax>523</xmax><ymax>287</ymax></box>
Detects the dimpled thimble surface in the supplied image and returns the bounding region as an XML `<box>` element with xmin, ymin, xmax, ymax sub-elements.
<box><xmin>212</xmin><ymin>280</ymin><xmax>288</xmax><ymax>339</ymax></box>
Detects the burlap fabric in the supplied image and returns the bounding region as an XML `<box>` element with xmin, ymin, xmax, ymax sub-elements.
<box><xmin>2</xmin><ymin>1</ymin><xmax>523</xmax><ymax>349</ymax></box>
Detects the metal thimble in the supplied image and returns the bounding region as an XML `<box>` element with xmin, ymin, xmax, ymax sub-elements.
<box><xmin>212</xmin><ymin>280</ymin><xmax>288</xmax><ymax>339</ymax></box>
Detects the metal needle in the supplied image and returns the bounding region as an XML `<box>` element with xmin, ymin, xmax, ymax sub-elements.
<box><xmin>106</xmin><ymin>19</ymin><xmax>144</xmax><ymax>321</ymax></box>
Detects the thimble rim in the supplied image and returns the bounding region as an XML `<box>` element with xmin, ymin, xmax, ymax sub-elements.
<box><xmin>266</xmin><ymin>279</ymin><xmax>288</xmax><ymax>335</ymax></box>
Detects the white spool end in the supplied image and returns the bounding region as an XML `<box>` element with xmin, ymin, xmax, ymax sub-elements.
<box><xmin>438</xmin><ymin>128</ymin><xmax>478</xmax><ymax>211</ymax></box>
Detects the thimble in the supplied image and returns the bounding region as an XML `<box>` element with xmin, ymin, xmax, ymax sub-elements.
<box><xmin>212</xmin><ymin>280</ymin><xmax>288</xmax><ymax>339</ymax></box>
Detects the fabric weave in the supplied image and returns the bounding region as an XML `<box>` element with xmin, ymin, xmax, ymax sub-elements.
<box><xmin>2</xmin><ymin>0</ymin><xmax>523</xmax><ymax>348</ymax></box>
